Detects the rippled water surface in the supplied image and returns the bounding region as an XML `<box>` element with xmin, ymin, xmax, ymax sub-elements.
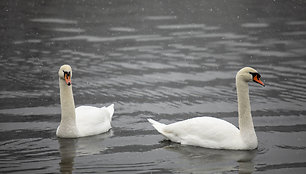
<box><xmin>1</xmin><ymin>0</ymin><xmax>306</xmax><ymax>173</ymax></box>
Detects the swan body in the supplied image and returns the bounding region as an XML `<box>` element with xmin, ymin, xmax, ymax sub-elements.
<box><xmin>148</xmin><ymin>67</ymin><xmax>265</xmax><ymax>150</ymax></box>
<box><xmin>56</xmin><ymin>65</ymin><xmax>114</xmax><ymax>138</ymax></box>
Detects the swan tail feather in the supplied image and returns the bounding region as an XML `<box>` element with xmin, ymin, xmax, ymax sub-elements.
<box><xmin>148</xmin><ymin>119</ymin><xmax>166</xmax><ymax>134</ymax></box>
<box><xmin>106</xmin><ymin>104</ymin><xmax>115</xmax><ymax>120</ymax></box>
<box><xmin>148</xmin><ymin>119</ymin><xmax>181</xmax><ymax>142</ymax></box>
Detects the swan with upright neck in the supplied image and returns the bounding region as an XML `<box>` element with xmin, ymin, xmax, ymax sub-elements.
<box><xmin>56</xmin><ymin>65</ymin><xmax>114</xmax><ymax>138</ymax></box>
<box><xmin>148</xmin><ymin>67</ymin><xmax>265</xmax><ymax>150</ymax></box>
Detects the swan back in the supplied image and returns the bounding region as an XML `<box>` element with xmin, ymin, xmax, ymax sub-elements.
<box><xmin>75</xmin><ymin>104</ymin><xmax>114</xmax><ymax>137</ymax></box>
<box><xmin>148</xmin><ymin>117</ymin><xmax>249</xmax><ymax>150</ymax></box>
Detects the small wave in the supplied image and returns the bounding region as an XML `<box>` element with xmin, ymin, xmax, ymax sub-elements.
<box><xmin>241</xmin><ymin>23</ymin><xmax>269</xmax><ymax>28</ymax></box>
<box><xmin>145</xmin><ymin>16</ymin><xmax>177</xmax><ymax>20</ymax></box>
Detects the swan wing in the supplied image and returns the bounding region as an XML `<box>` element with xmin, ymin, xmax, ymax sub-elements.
<box><xmin>149</xmin><ymin>117</ymin><xmax>243</xmax><ymax>149</ymax></box>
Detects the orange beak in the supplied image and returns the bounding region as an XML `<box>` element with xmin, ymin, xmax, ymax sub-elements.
<box><xmin>65</xmin><ymin>73</ymin><xmax>71</xmax><ymax>86</ymax></box>
<box><xmin>253</xmin><ymin>74</ymin><xmax>265</xmax><ymax>87</ymax></box>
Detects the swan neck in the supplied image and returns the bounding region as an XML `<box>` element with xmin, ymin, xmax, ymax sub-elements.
<box><xmin>236</xmin><ymin>79</ymin><xmax>254</xmax><ymax>133</ymax></box>
<box><xmin>59</xmin><ymin>78</ymin><xmax>77</xmax><ymax>129</ymax></box>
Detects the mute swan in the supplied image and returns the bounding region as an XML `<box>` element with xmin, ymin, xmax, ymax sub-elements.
<box><xmin>56</xmin><ymin>65</ymin><xmax>114</xmax><ymax>138</ymax></box>
<box><xmin>148</xmin><ymin>67</ymin><xmax>265</xmax><ymax>150</ymax></box>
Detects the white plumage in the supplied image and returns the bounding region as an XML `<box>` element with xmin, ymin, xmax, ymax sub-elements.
<box><xmin>148</xmin><ymin>117</ymin><xmax>245</xmax><ymax>150</ymax></box>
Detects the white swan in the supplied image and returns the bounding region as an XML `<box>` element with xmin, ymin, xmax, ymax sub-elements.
<box><xmin>148</xmin><ymin>67</ymin><xmax>265</xmax><ymax>150</ymax></box>
<box><xmin>56</xmin><ymin>65</ymin><xmax>114</xmax><ymax>138</ymax></box>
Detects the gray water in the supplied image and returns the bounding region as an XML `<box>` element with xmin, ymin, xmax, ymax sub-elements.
<box><xmin>1</xmin><ymin>0</ymin><xmax>306</xmax><ymax>173</ymax></box>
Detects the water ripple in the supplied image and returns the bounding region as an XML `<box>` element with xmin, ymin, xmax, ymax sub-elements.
<box><xmin>51</xmin><ymin>34</ymin><xmax>170</xmax><ymax>42</ymax></box>
<box><xmin>30</xmin><ymin>18</ymin><xmax>77</xmax><ymax>24</ymax></box>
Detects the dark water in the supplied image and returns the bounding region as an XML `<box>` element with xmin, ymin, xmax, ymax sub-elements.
<box><xmin>1</xmin><ymin>0</ymin><xmax>306</xmax><ymax>173</ymax></box>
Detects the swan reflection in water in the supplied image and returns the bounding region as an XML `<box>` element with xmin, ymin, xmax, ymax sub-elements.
<box><xmin>58</xmin><ymin>131</ymin><xmax>113</xmax><ymax>173</ymax></box>
<box><xmin>161</xmin><ymin>141</ymin><xmax>256</xmax><ymax>174</ymax></box>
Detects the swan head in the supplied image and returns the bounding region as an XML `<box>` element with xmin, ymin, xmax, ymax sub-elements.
<box><xmin>236</xmin><ymin>67</ymin><xmax>265</xmax><ymax>86</ymax></box>
<box><xmin>59</xmin><ymin>65</ymin><xmax>72</xmax><ymax>86</ymax></box>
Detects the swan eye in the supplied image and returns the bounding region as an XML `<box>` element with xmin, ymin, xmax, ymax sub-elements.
<box><xmin>63</xmin><ymin>70</ymin><xmax>71</xmax><ymax>77</ymax></box>
<box><xmin>249</xmin><ymin>72</ymin><xmax>260</xmax><ymax>78</ymax></box>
